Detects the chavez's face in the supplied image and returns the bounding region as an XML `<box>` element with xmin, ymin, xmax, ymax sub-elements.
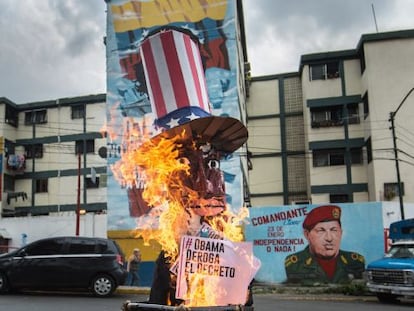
<box><xmin>304</xmin><ymin>220</ymin><xmax>342</xmax><ymax>259</ymax></box>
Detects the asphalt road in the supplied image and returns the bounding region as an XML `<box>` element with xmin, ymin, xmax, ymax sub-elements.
<box><xmin>1</xmin><ymin>291</ymin><xmax>414</xmax><ymax>311</ymax></box>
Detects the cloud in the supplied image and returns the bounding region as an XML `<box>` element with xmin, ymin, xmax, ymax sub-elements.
<box><xmin>1</xmin><ymin>0</ymin><xmax>414</xmax><ymax>103</ymax></box>
<box><xmin>0</xmin><ymin>0</ymin><xmax>106</xmax><ymax>103</ymax></box>
<box><xmin>243</xmin><ymin>0</ymin><xmax>413</xmax><ymax>76</ymax></box>
<box><xmin>51</xmin><ymin>1</ymin><xmax>105</xmax><ymax>57</ymax></box>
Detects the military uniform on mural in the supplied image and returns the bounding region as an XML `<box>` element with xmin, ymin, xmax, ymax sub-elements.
<box><xmin>285</xmin><ymin>246</ymin><xmax>365</xmax><ymax>284</ymax></box>
<box><xmin>284</xmin><ymin>204</ymin><xmax>365</xmax><ymax>284</ymax></box>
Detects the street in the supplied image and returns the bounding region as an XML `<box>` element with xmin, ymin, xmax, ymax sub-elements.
<box><xmin>1</xmin><ymin>291</ymin><xmax>414</xmax><ymax>311</ymax></box>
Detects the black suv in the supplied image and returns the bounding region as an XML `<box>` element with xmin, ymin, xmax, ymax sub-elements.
<box><xmin>0</xmin><ymin>236</ymin><xmax>127</xmax><ymax>297</ymax></box>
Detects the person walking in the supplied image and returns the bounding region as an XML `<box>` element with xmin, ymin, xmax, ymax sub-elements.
<box><xmin>126</xmin><ymin>248</ymin><xmax>141</xmax><ymax>286</ymax></box>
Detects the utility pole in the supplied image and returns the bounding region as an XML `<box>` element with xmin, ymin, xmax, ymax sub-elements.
<box><xmin>76</xmin><ymin>151</ymin><xmax>81</xmax><ymax>236</ymax></box>
<box><xmin>389</xmin><ymin>87</ymin><xmax>414</xmax><ymax>220</ymax></box>
<box><xmin>389</xmin><ymin>112</ymin><xmax>404</xmax><ymax>220</ymax></box>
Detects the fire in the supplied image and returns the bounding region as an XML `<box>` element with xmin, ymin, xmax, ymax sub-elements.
<box><xmin>111</xmin><ymin>123</ymin><xmax>249</xmax><ymax>306</ymax></box>
<box><xmin>102</xmin><ymin>101</ymin><xmax>124</xmax><ymax>141</ymax></box>
<box><xmin>185</xmin><ymin>274</ymin><xmax>225</xmax><ymax>306</ymax></box>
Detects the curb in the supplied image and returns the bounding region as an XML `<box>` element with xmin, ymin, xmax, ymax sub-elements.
<box><xmin>115</xmin><ymin>285</ymin><xmax>376</xmax><ymax>302</ymax></box>
<box><xmin>116</xmin><ymin>286</ymin><xmax>151</xmax><ymax>295</ymax></box>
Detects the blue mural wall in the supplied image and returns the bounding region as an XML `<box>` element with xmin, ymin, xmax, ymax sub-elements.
<box><xmin>244</xmin><ymin>202</ymin><xmax>384</xmax><ymax>284</ymax></box>
<box><xmin>105</xmin><ymin>0</ymin><xmax>246</xmax><ymax>231</ymax></box>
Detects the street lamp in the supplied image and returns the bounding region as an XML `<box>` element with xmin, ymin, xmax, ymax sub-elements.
<box><xmin>388</xmin><ymin>87</ymin><xmax>414</xmax><ymax>220</ymax></box>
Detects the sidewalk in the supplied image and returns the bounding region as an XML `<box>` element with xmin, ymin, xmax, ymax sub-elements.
<box><xmin>250</xmin><ymin>284</ymin><xmax>377</xmax><ymax>302</ymax></box>
<box><xmin>116</xmin><ymin>284</ymin><xmax>377</xmax><ymax>302</ymax></box>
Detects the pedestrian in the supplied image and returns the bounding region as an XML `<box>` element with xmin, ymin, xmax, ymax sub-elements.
<box><xmin>126</xmin><ymin>248</ymin><xmax>141</xmax><ymax>286</ymax></box>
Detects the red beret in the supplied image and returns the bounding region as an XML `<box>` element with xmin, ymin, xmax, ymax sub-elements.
<box><xmin>303</xmin><ymin>205</ymin><xmax>341</xmax><ymax>230</ymax></box>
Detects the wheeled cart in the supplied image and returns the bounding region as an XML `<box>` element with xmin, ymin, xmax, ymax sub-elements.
<box><xmin>121</xmin><ymin>301</ymin><xmax>254</xmax><ymax>311</ymax></box>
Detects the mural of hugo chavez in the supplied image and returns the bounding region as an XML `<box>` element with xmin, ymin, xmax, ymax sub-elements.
<box><xmin>284</xmin><ymin>204</ymin><xmax>365</xmax><ymax>284</ymax></box>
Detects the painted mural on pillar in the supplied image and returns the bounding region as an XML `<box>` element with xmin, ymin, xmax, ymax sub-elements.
<box><xmin>105</xmin><ymin>0</ymin><xmax>246</xmax><ymax>231</ymax></box>
<box><xmin>105</xmin><ymin>1</ymin><xmax>258</xmax><ymax>306</ymax></box>
<box><xmin>244</xmin><ymin>202</ymin><xmax>384</xmax><ymax>284</ymax></box>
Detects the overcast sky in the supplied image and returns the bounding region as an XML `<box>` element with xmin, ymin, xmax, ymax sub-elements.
<box><xmin>1</xmin><ymin>0</ymin><xmax>414</xmax><ymax>104</ymax></box>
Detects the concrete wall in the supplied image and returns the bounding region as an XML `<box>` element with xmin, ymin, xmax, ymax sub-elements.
<box><xmin>0</xmin><ymin>212</ymin><xmax>107</xmax><ymax>250</ymax></box>
<box><xmin>363</xmin><ymin>38</ymin><xmax>414</xmax><ymax>203</ymax></box>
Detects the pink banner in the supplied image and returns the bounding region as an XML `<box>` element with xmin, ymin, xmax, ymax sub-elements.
<box><xmin>175</xmin><ymin>235</ymin><xmax>260</xmax><ymax>306</ymax></box>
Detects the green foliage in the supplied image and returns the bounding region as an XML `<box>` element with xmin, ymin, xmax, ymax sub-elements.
<box><xmin>339</xmin><ymin>282</ymin><xmax>369</xmax><ymax>296</ymax></box>
<box><xmin>251</xmin><ymin>280</ymin><xmax>371</xmax><ymax>296</ymax></box>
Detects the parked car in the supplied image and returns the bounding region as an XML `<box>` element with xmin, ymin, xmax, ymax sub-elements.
<box><xmin>0</xmin><ymin>236</ymin><xmax>128</xmax><ymax>297</ymax></box>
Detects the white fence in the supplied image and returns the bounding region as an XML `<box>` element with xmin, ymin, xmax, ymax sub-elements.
<box><xmin>0</xmin><ymin>212</ymin><xmax>107</xmax><ymax>250</ymax></box>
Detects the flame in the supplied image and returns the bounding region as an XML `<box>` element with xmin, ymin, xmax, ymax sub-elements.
<box><xmin>103</xmin><ymin>101</ymin><xmax>124</xmax><ymax>141</ymax></box>
<box><xmin>111</xmin><ymin>124</ymin><xmax>249</xmax><ymax>306</ymax></box>
<box><xmin>185</xmin><ymin>275</ymin><xmax>225</xmax><ymax>306</ymax></box>
<box><xmin>111</xmin><ymin>116</ymin><xmax>151</xmax><ymax>188</ymax></box>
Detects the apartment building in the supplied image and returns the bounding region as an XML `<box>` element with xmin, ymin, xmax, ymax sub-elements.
<box><xmin>247</xmin><ymin>29</ymin><xmax>414</xmax><ymax>207</ymax></box>
<box><xmin>0</xmin><ymin>94</ymin><xmax>107</xmax><ymax>218</ymax></box>
<box><xmin>1</xmin><ymin>29</ymin><xmax>412</xmax><ymax>220</ymax></box>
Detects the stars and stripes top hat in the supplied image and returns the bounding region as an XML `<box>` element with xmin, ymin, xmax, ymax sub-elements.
<box><xmin>139</xmin><ymin>29</ymin><xmax>247</xmax><ymax>153</ymax></box>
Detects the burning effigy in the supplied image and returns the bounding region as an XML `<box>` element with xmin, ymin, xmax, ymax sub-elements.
<box><xmin>113</xmin><ymin>29</ymin><xmax>260</xmax><ymax>309</ymax></box>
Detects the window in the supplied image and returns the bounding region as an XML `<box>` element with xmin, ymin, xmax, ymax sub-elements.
<box><xmin>350</xmin><ymin>148</ymin><xmax>363</xmax><ymax>164</ymax></box>
<box><xmin>3</xmin><ymin>174</ymin><xmax>15</xmax><ymax>192</ymax></box>
<box><xmin>313</xmin><ymin>149</ymin><xmax>342</xmax><ymax>166</ymax></box>
<box><xmin>5</xmin><ymin>105</ymin><xmax>18</xmax><ymax>127</ymax></box>
<box><xmin>71</xmin><ymin>105</ymin><xmax>85</xmax><ymax>119</ymax></box>
<box><xmin>85</xmin><ymin>176</ymin><xmax>100</xmax><ymax>188</ymax></box>
<box><xmin>311</xmin><ymin>104</ymin><xmax>360</xmax><ymax>128</ymax></box>
<box><xmin>310</xmin><ymin>64</ymin><xmax>325</xmax><ymax>80</ymax></box>
<box><xmin>313</xmin><ymin>149</ymin><xmax>340</xmax><ymax>167</ymax></box>
<box><xmin>312</xmin><ymin>110</ymin><xmax>329</xmax><ymax>123</ymax></box>
<box><xmin>75</xmin><ymin>139</ymin><xmax>95</xmax><ymax>154</ymax></box>
<box><xmin>4</xmin><ymin>139</ymin><xmax>15</xmax><ymax>158</ymax></box>
<box><xmin>366</xmin><ymin>137</ymin><xmax>372</xmax><ymax>163</ymax></box>
<box><xmin>96</xmin><ymin>240</ymin><xmax>112</xmax><ymax>254</ymax></box>
<box><xmin>362</xmin><ymin>92</ymin><xmax>369</xmax><ymax>119</ymax></box>
<box><xmin>313</xmin><ymin>148</ymin><xmax>363</xmax><ymax>167</ymax></box>
<box><xmin>330</xmin><ymin>194</ymin><xmax>349</xmax><ymax>203</ymax></box>
<box><xmin>313</xmin><ymin>150</ymin><xmax>328</xmax><ymax>167</ymax></box>
<box><xmin>401</xmin><ymin>227</ymin><xmax>414</xmax><ymax>235</ymax></box>
<box><xmin>347</xmin><ymin>104</ymin><xmax>360</xmax><ymax>124</ymax></box>
<box><xmin>36</xmin><ymin>179</ymin><xmax>48</xmax><ymax>193</ymax></box>
<box><xmin>24</xmin><ymin>238</ymin><xmax>64</xmax><ymax>256</ymax></box>
<box><xmin>310</xmin><ymin>61</ymin><xmax>339</xmax><ymax>81</ymax></box>
<box><xmin>25</xmin><ymin>144</ymin><xmax>43</xmax><ymax>159</ymax></box>
<box><xmin>311</xmin><ymin>106</ymin><xmax>343</xmax><ymax>127</ymax></box>
<box><xmin>384</xmin><ymin>182</ymin><xmax>404</xmax><ymax>200</ymax></box>
<box><xmin>360</xmin><ymin>47</ymin><xmax>366</xmax><ymax>73</ymax></box>
<box><xmin>25</xmin><ymin>110</ymin><xmax>47</xmax><ymax>125</ymax></box>
<box><xmin>330</xmin><ymin>150</ymin><xmax>345</xmax><ymax>166</ymax></box>
<box><xmin>67</xmin><ymin>239</ymin><xmax>97</xmax><ymax>254</ymax></box>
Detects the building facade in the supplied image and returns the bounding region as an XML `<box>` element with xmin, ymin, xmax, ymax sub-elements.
<box><xmin>1</xmin><ymin>29</ymin><xmax>413</xmax><ymax>219</ymax></box>
<box><xmin>1</xmin><ymin>25</ymin><xmax>413</xmax><ymax>260</ymax></box>
<box><xmin>248</xmin><ymin>29</ymin><xmax>414</xmax><ymax>208</ymax></box>
<box><xmin>0</xmin><ymin>94</ymin><xmax>107</xmax><ymax>218</ymax></box>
